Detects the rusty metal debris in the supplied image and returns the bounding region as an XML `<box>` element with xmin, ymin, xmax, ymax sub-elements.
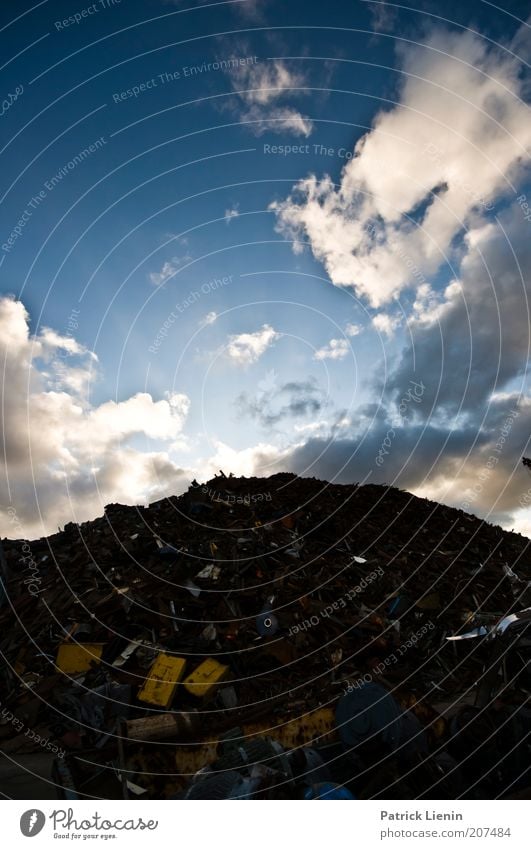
<box><xmin>0</xmin><ymin>473</ymin><xmax>529</xmax><ymax>799</ymax></box>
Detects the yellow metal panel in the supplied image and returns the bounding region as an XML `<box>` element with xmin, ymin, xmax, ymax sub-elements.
<box><xmin>137</xmin><ymin>654</ymin><xmax>187</xmax><ymax>708</ymax></box>
<box><xmin>173</xmin><ymin>708</ymin><xmax>337</xmax><ymax>775</ymax></box>
<box><xmin>244</xmin><ymin>708</ymin><xmax>336</xmax><ymax>749</ymax></box>
<box><xmin>56</xmin><ymin>643</ymin><xmax>104</xmax><ymax>674</ymax></box>
<box><xmin>183</xmin><ymin>658</ymin><xmax>229</xmax><ymax>698</ymax></box>
<box><xmin>173</xmin><ymin>743</ymin><xmax>218</xmax><ymax>777</ymax></box>
<box><xmin>416</xmin><ymin>592</ymin><xmax>440</xmax><ymax>610</ymax></box>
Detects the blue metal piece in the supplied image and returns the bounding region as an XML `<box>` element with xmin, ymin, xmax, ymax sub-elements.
<box><xmin>256</xmin><ymin>608</ymin><xmax>279</xmax><ymax>636</ymax></box>
<box><xmin>304</xmin><ymin>782</ymin><xmax>355</xmax><ymax>799</ymax></box>
<box><xmin>336</xmin><ymin>682</ymin><xmax>427</xmax><ymax>757</ymax></box>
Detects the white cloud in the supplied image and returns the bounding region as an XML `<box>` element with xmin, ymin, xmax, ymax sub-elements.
<box><xmin>345</xmin><ymin>322</ymin><xmax>363</xmax><ymax>336</ymax></box>
<box><xmin>408</xmin><ymin>280</ymin><xmax>462</xmax><ymax>327</ymax></box>
<box><xmin>372</xmin><ymin>313</ymin><xmax>401</xmax><ymax>337</ymax></box>
<box><xmin>149</xmin><ymin>255</ymin><xmax>191</xmax><ymax>287</ymax></box>
<box><xmin>224</xmin><ymin>204</ymin><xmax>240</xmax><ymax>223</ymax></box>
<box><xmin>39</xmin><ymin>327</ymin><xmax>98</xmax><ymax>360</ymax></box>
<box><xmin>243</xmin><ymin>105</ymin><xmax>313</xmax><ymax>137</ymax></box>
<box><xmin>0</xmin><ymin>297</ymin><xmax>191</xmax><ymax>537</ymax></box>
<box><xmin>201</xmin><ymin>311</ymin><xmax>218</xmax><ymax>326</ymax></box>
<box><xmin>273</xmin><ymin>196</ymin><xmax>531</xmax><ymax>536</ymax></box>
<box><xmin>232</xmin><ymin>59</ymin><xmax>313</xmax><ymax>137</ymax></box>
<box><xmin>271</xmin><ymin>26</ymin><xmax>531</xmax><ymax>305</ymax></box>
<box><xmin>506</xmin><ymin>509</ymin><xmax>531</xmax><ymax>539</ymax></box>
<box><xmin>294</xmin><ymin>420</ymin><xmax>330</xmax><ymax>434</ymax></box>
<box><xmin>196</xmin><ymin>438</ymin><xmax>289</xmax><ymax>480</ymax></box>
<box><xmin>335</xmin><ymin>416</ymin><xmax>352</xmax><ymax>429</ymax></box>
<box><xmin>49</xmin><ymin>362</ymin><xmax>96</xmax><ymax>397</ymax></box>
<box><xmin>167</xmin><ymin>0</ymin><xmax>267</xmax><ymax>19</ymax></box>
<box><xmin>226</xmin><ymin>324</ymin><xmax>280</xmax><ymax>365</ymax></box>
<box><xmin>235</xmin><ymin>0</ymin><xmax>267</xmax><ymax>20</ymax></box>
<box><xmin>88</xmin><ymin>391</ymin><xmax>190</xmax><ymax>443</ymax></box>
<box><xmin>149</xmin><ymin>260</ymin><xmax>177</xmax><ymax>287</ymax></box>
<box><xmin>236</xmin><ymin>59</ymin><xmax>305</xmax><ymax>106</ymax></box>
<box><xmin>314</xmin><ymin>338</ymin><xmax>350</xmax><ymax>360</ymax></box>
<box><xmin>367</xmin><ymin>0</ymin><xmax>397</xmax><ymax>32</ymax></box>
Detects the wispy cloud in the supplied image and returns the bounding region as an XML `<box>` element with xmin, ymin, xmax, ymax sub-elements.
<box><xmin>237</xmin><ymin>376</ymin><xmax>326</xmax><ymax>427</ymax></box>
<box><xmin>201</xmin><ymin>311</ymin><xmax>218</xmax><ymax>326</ymax></box>
<box><xmin>231</xmin><ymin>58</ymin><xmax>313</xmax><ymax>137</ymax></box>
<box><xmin>364</xmin><ymin>0</ymin><xmax>398</xmax><ymax>32</ymax></box>
<box><xmin>236</xmin><ymin>60</ymin><xmax>305</xmax><ymax>106</ymax></box>
<box><xmin>224</xmin><ymin>204</ymin><xmax>240</xmax><ymax>223</ymax></box>
<box><xmin>242</xmin><ymin>105</ymin><xmax>313</xmax><ymax>137</ymax></box>
<box><xmin>166</xmin><ymin>0</ymin><xmax>268</xmax><ymax>20</ymax></box>
<box><xmin>149</xmin><ymin>254</ymin><xmax>192</xmax><ymax>287</ymax></box>
<box><xmin>314</xmin><ymin>338</ymin><xmax>350</xmax><ymax>361</ymax></box>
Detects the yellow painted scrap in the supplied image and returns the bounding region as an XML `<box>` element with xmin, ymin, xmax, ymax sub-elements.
<box><xmin>173</xmin><ymin>708</ymin><xmax>337</xmax><ymax>775</ymax></box>
<box><xmin>56</xmin><ymin>643</ymin><xmax>104</xmax><ymax>674</ymax></box>
<box><xmin>137</xmin><ymin>653</ymin><xmax>187</xmax><ymax>708</ymax></box>
<box><xmin>183</xmin><ymin>658</ymin><xmax>229</xmax><ymax>698</ymax></box>
<box><xmin>416</xmin><ymin>592</ymin><xmax>440</xmax><ymax>610</ymax></box>
<box><xmin>244</xmin><ymin>707</ymin><xmax>336</xmax><ymax>748</ymax></box>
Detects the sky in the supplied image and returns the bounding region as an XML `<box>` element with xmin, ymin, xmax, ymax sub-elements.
<box><xmin>1</xmin><ymin>0</ymin><xmax>531</xmax><ymax>539</ymax></box>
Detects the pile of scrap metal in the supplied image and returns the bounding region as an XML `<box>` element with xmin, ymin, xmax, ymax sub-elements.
<box><xmin>0</xmin><ymin>473</ymin><xmax>529</xmax><ymax>799</ymax></box>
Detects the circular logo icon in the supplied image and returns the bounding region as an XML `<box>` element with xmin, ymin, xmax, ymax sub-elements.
<box><xmin>20</xmin><ymin>810</ymin><xmax>46</xmax><ymax>837</ymax></box>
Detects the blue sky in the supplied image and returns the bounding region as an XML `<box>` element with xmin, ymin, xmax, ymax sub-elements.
<box><xmin>1</xmin><ymin>0</ymin><xmax>531</xmax><ymax>538</ymax></box>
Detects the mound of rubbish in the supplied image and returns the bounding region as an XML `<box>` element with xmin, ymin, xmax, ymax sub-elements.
<box><xmin>1</xmin><ymin>473</ymin><xmax>530</xmax><ymax>799</ymax></box>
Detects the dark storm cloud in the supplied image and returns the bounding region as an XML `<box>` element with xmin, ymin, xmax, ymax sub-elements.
<box><xmin>236</xmin><ymin>377</ymin><xmax>326</xmax><ymax>427</ymax></box>
<box><xmin>388</xmin><ymin>207</ymin><xmax>531</xmax><ymax>418</ymax></box>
